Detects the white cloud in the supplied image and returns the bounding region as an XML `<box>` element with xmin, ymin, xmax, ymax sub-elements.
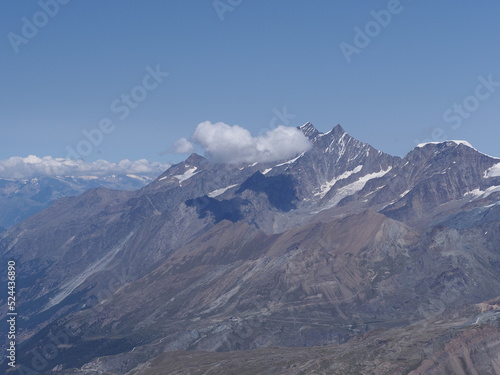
<box><xmin>185</xmin><ymin>121</ymin><xmax>311</xmax><ymax>163</ymax></box>
<box><xmin>0</xmin><ymin>156</ymin><xmax>170</xmax><ymax>179</ymax></box>
<box><xmin>173</xmin><ymin>137</ymin><xmax>195</xmax><ymax>154</ymax></box>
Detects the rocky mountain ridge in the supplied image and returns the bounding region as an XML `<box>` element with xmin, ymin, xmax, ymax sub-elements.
<box><xmin>0</xmin><ymin>174</ymin><xmax>158</xmax><ymax>229</ymax></box>
<box><xmin>1</xmin><ymin>123</ymin><xmax>500</xmax><ymax>374</ymax></box>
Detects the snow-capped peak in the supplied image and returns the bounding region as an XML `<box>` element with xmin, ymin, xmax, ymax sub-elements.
<box><xmin>416</xmin><ymin>140</ymin><xmax>500</xmax><ymax>159</ymax></box>
<box><xmin>298</xmin><ymin>122</ymin><xmax>320</xmax><ymax>139</ymax></box>
<box><xmin>416</xmin><ymin>140</ymin><xmax>474</xmax><ymax>149</ymax></box>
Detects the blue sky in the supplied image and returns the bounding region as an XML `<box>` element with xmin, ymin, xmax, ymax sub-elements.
<box><xmin>1</xmin><ymin>0</ymin><xmax>500</xmax><ymax>166</ymax></box>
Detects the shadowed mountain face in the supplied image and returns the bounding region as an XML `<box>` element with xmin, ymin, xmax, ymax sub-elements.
<box><xmin>236</xmin><ymin>172</ymin><xmax>298</xmax><ymax>211</ymax></box>
<box><xmin>1</xmin><ymin>124</ymin><xmax>500</xmax><ymax>375</ymax></box>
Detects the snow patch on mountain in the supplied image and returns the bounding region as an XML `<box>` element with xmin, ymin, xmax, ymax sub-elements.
<box><xmin>323</xmin><ymin>167</ymin><xmax>392</xmax><ymax>209</ymax></box>
<box><xmin>318</xmin><ymin>128</ymin><xmax>333</xmax><ymax>138</ymax></box>
<box><xmin>465</xmin><ymin>186</ymin><xmax>500</xmax><ymax>199</ymax></box>
<box><xmin>485</xmin><ymin>163</ymin><xmax>500</xmax><ymax>178</ymax></box>
<box><xmin>275</xmin><ymin>152</ymin><xmax>305</xmax><ymax>167</ymax></box>
<box><xmin>326</xmin><ymin>132</ymin><xmax>348</xmax><ymax>155</ymax></box>
<box><xmin>174</xmin><ymin>167</ymin><xmax>198</xmax><ymax>183</ymax></box>
<box><xmin>208</xmin><ymin>184</ymin><xmax>238</xmax><ymax>198</ymax></box>
<box><xmin>417</xmin><ymin>141</ymin><xmax>500</xmax><ymax>160</ymax></box>
<box><xmin>400</xmin><ymin>189</ymin><xmax>411</xmax><ymax>198</ymax></box>
<box><xmin>417</xmin><ymin>140</ymin><xmax>475</xmax><ymax>149</ymax></box>
<box><xmin>315</xmin><ymin>165</ymin><xmax>363</xmax><ymax>198</ymax></box>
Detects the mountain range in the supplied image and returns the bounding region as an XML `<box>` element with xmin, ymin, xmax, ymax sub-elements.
<box><xmin>1</xmin><ymin>123</ymin><xmax>499</xmax><ymax>375</ymax></box>
<box><xmin>0</xmin><ymin>174</ymin><xmax>158</xmax><ymax>230</ymax></box>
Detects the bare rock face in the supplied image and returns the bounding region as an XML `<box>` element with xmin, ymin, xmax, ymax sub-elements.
<box><xmin>408</xmin><ymin>326</ymin><xmax>500</xmax><ymax>375</ymax></box>
<box><xmin>1</xmin><ymin>123</ymin><xmax>500</xmax><ymax>374</ymax></box>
